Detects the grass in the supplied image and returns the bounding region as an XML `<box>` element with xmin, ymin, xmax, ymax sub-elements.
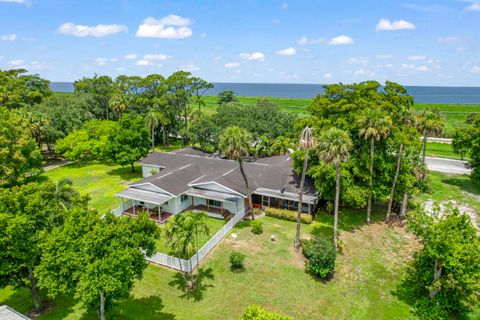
<box><xmin>42</xmin><ymin>162</ymin><xmax>143</xmax><ymax>212</ymax></box>
<box><xmin>155</xmin><ymin>217</ymin><xmax>226</xmax><ymax>256</ymax></box>
<box><xmin>0</xmin><ymin>207</ymin><xmax>421</xmax><ymax>319</ymax></box>
<box><xmin>425</xmin><ymin>142</ymin><xmax>461</xmax><ymax>159</ymax></box>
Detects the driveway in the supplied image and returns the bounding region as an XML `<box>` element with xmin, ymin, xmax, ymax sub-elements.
<box><xmin>425</xmin><ymin>157</ymin><xmax>471</xmax><ymax>175</ymax></box>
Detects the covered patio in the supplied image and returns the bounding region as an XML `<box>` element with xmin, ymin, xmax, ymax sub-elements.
<box><xmin>115</xmin><ymin>188</ymin><xmax>173</xmax><ymax>224</ymax></box>
<box><xmin>185</xmin><ymin>188</ymin><xmax>243</xmax><ymax>219</ymax></box>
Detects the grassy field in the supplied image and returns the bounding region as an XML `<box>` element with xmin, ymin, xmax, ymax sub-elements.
<box><xmin>425</xmin><ymin>142</ymin><xmax>460</xmax><ymax>159</ymax></box>
<box><xmin>0</xmin><ymin>209</ymin><xmax>420</xmax><ymax>319</ymax></box>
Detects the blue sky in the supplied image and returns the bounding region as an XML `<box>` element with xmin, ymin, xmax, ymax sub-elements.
<box><xmin>0</xmin><ymin>0</ymin><xmax>479</xmax><ymax>86</ymax></box>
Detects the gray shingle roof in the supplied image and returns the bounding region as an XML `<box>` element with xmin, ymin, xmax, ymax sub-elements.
<box><xmin>135</xmin><ymin>148</ymin><xmax>317</xmax><ymax>202</ymax></box>
<box><xmin>0</xmin><ymin>306</ymin><xmax>31</xmax><ymax>320</ymax></box>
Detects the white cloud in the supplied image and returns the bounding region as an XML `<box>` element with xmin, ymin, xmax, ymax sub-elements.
<box><xmin>136</xmin><ymin>60</ymin><xmax>151</xmax><ymax>66</ymax></box>
<box><xmin>324</xmin><ymin>73</ymin><xmax>332</xmax><ymax>79</ymax></box>
<box><xmin>276</xmin><ymin>47</ymin><xmax>296</xmax><ymax>56</ymax></box>
<box><xmin>179</xmin><ymin>64</ymin><xmax>199</xmax><ymax>72</ymax></box>
<box><xmin>136</xmin><ymin>15</ymin><xmax>192</xmax><ymax>39</ymax></box>
<box><xmin>143</xmin><ymin>53</ymin><xmax>169</xmax><ymax>61</ymax></box>
<box><xmin>224</xmin><ymin>62</ymin><xmax>240</xmax><ymax>68</ymax></box>
<box><xmin>466</xmin><ymin>2</ymin><xmax>480</xmax><ymax>11</ymax></box>
<box><xmin>95</xmin><ymin>58</ymin><xmax>108</xmax><ymax>66</ymax></box>
<box><xmin>400</xmin><ymin>63</ymin><xmax>430</xmax><ymax>72</ymax></box>
<box><xmin>240</xmin><ymin>52</ymin><xmax>265</xmax><ymax>61</ymax></box>
<box><xmin>407</xmin><ymin>55</ymin><xmax>426</xmax><ymax>61</ymax></box>
<box><xmin>58</xmin><ymin>22</ymin><xmax>127</xmax><ymax>37</ymax></box>
<box><xmin>347</xmin><ymin>57</ymin><xmax>368</xmax><ymax>65</ymax></box>
<box><xmin>437</xmin><ymin>36</ymin><xmax>461</xmax><ymax>44</ymax></box>
<box><xmin>471</xmin><ymin>66</ymin><xmax>480</xmax><ymax>74</ymax></box>
<box><xmin>375</xmin><ymin>19</ymin><xmax>415</xmax><ymax>31</ymax></box>
<box><xmin>116</xmin><ymin>67</ymin><xmax>125</xmax><ymax>71</ymax></box>
<box><xmin>327</xmin><ymin>35</ymin><xmax>353</xmax><ymax>45</ymax></box>
<box><xmin>279</xmin><ymin>72</ymin><xmax>299</xmax><ymax>79</ymax></box>
<box><xmin>297</xmin><ymin>36</ymin><xmax>324</xmax><ymax>45</ymax></box>
<box><xmin>110</xmin><ymin>58</ymin><xmax>118</xmax><ymax>62</ymax></box>
<box><xmin>0</xmin><ymin>34</ymin><xmax>16</xmax><ymax>41</ymax></box>
<box><xmin>8</xmin><ymin>59</ymin><xmax>24</xmax><ymax>66</ymax></box>
<box><xmin>0</xmin><ymin>0</ymin><xmax>27</xmax><ymax>3</ymax></box>
<box><xmin>282</xmin><ymin>3</ymin><xmax>288</xmax><ymax>9</ymax></box>
<box><xmin>124</xmin><ymin>54</ymin><xmax>137</xmax><ymax>60</ymax></box>
<box><xmin>416</xmin><ymin>65</ymin><xmax>429</xmax><ymax>72</ymax></box>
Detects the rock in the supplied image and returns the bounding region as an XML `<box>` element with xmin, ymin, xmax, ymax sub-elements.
<box><xmin>270</xmin><ymin>235</ymin><xmax>276</xmax><ymax>241</ymax></box>
<box><xmin>231</xmin><ymin>233</ymin><xmax>238</xmax><ymax>239</ymax></box>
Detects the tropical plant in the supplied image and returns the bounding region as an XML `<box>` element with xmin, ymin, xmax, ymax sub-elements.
<box><xmin>302</xmin><ymin>236</ymin><xmax>336</xmax><ymax>279</ymax></box>
<box><xmin>219</xmin><ymin>126</ymin><xmax>254</xmax><ymax>219</ymax></box>
<box><xmin>229</xmin><ymin>251</ymin><xmax>246</xmax><ymax>270</ymax></box>
<box><xmin>272</xmin><ymin>136</ymin><xmax>292</xmax><ymax>155</ymax></box>
<box><xmin>416</xmin><ymin>107</ymin><xmax>445</xmax><ymax>163</ymax></box>
<box><xmin>242</xmin><ymin>306</ymin><xmax>291</xmax><ymax>320</ymax></box>
<box><xmin>109</xmin><ymin>92</ymin><xmax>129</xmax><ymax>118</ymax></box>
<box><xmin>452</xmin><ymin>116</ymin><xmax>480</xmax><ymax>181</ymax></box>
<box><xmin>317</xmin><ymin>128</ymin><xmax>352</xmax><ymax>249</ymax></box>
<box><xmin>256</xmin><ymin>135</ymin><xmax>273</xmax><ymax>157</ymax></box>
<box><xmin>191</xmin><ymin>77</ymin><xmax>213</xmax><ymax>113</ymax></box>
<box><xmin>144</xmin><ymin>108</ymin><xmax>160</xmax><ymax>151</ymax></box>
<box><xmin>294</xmin><ymin>127</ymin><xmax>317</xmax><ymax>251</ymax></box>
<box><xmin>217</xmin><ymin>90</ymin><xmax>238</xmax><ymax>105</ymax></box>
<box><xmin>54</xmin><ymin>177</ymin><xmax>80</xmax><ymax>210</ymax></box>
<box><xmin>250</xmin><ymin>220</ymin><xmax>263</xmax><ymax>234</ymax></box>
<box><xmin>357</xmin><ymin>108</ymin><xmax>392</xmax><ymax>224</ymax></box>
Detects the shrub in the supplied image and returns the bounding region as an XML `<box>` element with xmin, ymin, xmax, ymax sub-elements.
<box><xmin>265</xmin><ymin>207</ymin><xmax>312</xmax><ymax>224</ymax></box>
<box><xmin>302</xmin><ymin>236</ymin><xmax>336</xmax><ymax>278</ymax></box>
<box><xmin>242</xmin><ymin>305</ymin><xmax>291</xmax><ymax>320</ymax></box>
<box><xmin>230</xmin><ymin>251</ymin><xmax>246</xmax><ymax>270</ymax></box>
<box><xmin>251</xmin><ymin>220</ymin><xmax>263</xmax><ymax>234</ymax></box>
<box><xmin>253</xmin><ymin>208</ymin><xmax>262</xmax><ymax>216</ymax></box>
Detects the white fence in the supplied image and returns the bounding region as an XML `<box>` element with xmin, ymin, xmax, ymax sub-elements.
<box><xmin>147</xmin><ymin>212</ymin><xmax>245</xmax><ymax>273</ymax></box>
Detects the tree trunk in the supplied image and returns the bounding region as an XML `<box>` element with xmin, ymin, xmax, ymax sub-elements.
<box><xmin>334</xmin><ymin>162</ymin><xmax>340</xmax><ymax>249</ymax></box>
<box><xmin>294</xmin><ymin>149</ymin><xmax>309</xmax><ymax>251</ymax></box>
<box><xmin>151</xmin><ymin>128</ymin><xmax>155</xmax><ymax>152</ymax></box>
<box><xmin>422</xmin><ymin>132</ymin><xmax>428</xmax><ymax>163</ymax></box>
<box><xmin>429</xmin><ymin>260</ymin><xmax>443</xmax><ymax>298</ymax></box>
<box><xmin>162</xmin><ymin>126</ymin><xmax>166</xmax><ymax>145</ymax></box>
<box><xmin>400</xmin><ymin>192</ymin><xmax>409</xmax><ymax>219</ymax></box>
<box><xmin>99</xmin><ymin>290</ymin><xmax>105</xmax><ymax>320</ymax></box>
<box><xmin>131</xmin><ymin>163</ymin><xmax>135</xmax><ymax>173</ymax></box>
<box><xmin>367</xmin><ymin>138</ymin><xmax>374</xmax><ymax>224</ymax></box>
<box><xmin>238</xmin><ymin>160</ymin><xmax>253</xmax><ymax>220</ymax></box>
<box><xmin>386</xmin><ymin>143</ymin><xmax>404</xmax><ymax>222</ymax></box>
<box><xmin>28</xmin><ymin>267</ymin><xmax>41</xmax><ymax>311</ymax></box>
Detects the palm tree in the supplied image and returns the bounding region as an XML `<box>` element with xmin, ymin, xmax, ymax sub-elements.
<box><xmin>357</xmin><ymin>108</ymin><xmax>392</xmax><ymax>224</ymax></box>
<box><xmin>272</xmin><ymin>136</ymin><xmax>293</xmax><ymax>155</ymax></box>
<box><xmin>219</xmin><ymin>126</ymin><xmax>254</xmax><ymax>219</ymax></box>
<box><xmin>294</xmin><ymin>127</ymin><xmax>317</xmax><ymax>252</ymax></box>
<box><xmin>109</xmin><ymin>93</ymin><xmax>129</xmax><ymax>118</ymax></box>
<box><xmin>416</xmin><ymin>107</ymin><xmax>445</xmax><ymax>163</ymax></box>
<box><xmin>145</xmin><ymin>109</ymin><xmax>160</xmax><ymax>151</ymax></box>
<box><xmin>256</xmin><ymin>135</ymin><xmax>273</xmax><ymax>157</ymax></box>
<box><xmin>317</xmin><ymin>128</ymin><xmax>352</xmax><ymax>249</ymax></box>
<box><xmin>54</xmin><ymin>177</ymin><xmax>79</xmax><ymax>210</ymax></box>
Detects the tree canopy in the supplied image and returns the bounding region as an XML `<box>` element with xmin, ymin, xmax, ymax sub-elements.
<box><xmin>0</xmin><ymin>69</ymin><xmax>51</xmax><ymax>109</ymax></box>
<box><xmin>453</xmin><ymin>115</ymin><xmax>480</xmax><ymax>181</ymax></box>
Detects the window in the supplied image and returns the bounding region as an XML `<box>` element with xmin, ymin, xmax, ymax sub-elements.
<box><xmin>208</xmin><ymin>199</ymin><xmax>222</xmax><ymax>208</ymax></box>
<box><xmin>262</xmin><ymin>196</ymin><xmax>269</xmax><ymax>207</ymax></box>
<box><xmin>290</xmin><ymin>201</ymin><xmax>298</xmax><ymax>210</ymax></box>
<box><xmin>302</xmin><ymin>203</ymin><xmax>309</xmax><ymax>213</ymax></box>
<box><xmin>269</xmin><ymin>197</ymin><xmax>279</xmax><ymax>208</ymax></box>
<box><xmin>180</xmin><ymin>194</ymin><xmax>188</xmax><ymax>203</ymax></box>
<box><xmin>252</xmin><ymin>194</ymin><xmax>262</xmax><ymax>205</ymax></box>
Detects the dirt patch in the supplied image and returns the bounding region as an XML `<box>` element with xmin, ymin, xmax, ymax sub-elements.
<box><xmin>225</xmin><ymin>238</ymin><xmax>262</xmax><ymax>254</ymax></box>
<box><xmin>288</xmin><ymin>245</ymin><xmax>306</xmax><ymax>269</ymax></box>
<box><xmin>424</xmin><ymin>199</ymin><xmax>478</xmax><ymax>229</ymax></box>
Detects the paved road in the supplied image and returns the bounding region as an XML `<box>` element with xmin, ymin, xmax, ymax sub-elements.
<box><xmin>425</xmin><ymin>157</ymin><xmax>471</xmax><ymax>174</ymax></box>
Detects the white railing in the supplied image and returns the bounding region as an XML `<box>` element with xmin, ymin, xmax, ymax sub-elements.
<box><xmin>147</xmin><ymin>212</ymin><xmax>245</xmax><ymax>272</ymax></box>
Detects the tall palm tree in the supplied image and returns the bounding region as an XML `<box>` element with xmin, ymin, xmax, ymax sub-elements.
<box><xmin>219</xmin><ymin>126</ymin><xmax>254</xmax><ymax>219</ymax></box>
<box><xmin>109</xmin><ymin>93</ymin><xmax>129</xmax><ymax>118</ymax></box>
<box><xmin>256</xmin><ymin>135</ymin><xmax>273</xmax><ymax>157</ymax></box>
<box><xmin>294</xmin><ymin>127</ymin><xmax>317</xmax><ymax>252</ymax></box>
<box><xmin>416</xmin><ymin>107</ymin><xmax>445</xmax><ymax>163</ymax></box>
<box><xmin>317</xmin><ymin>128</ymin><xmax>352</xmax><ymax>249</ymax></box>
<box><xmin>357</xmin><ymin>108</ymin><xmax>392</xmax><ymax>224</ymax></box>
<box><xmin>54</xmin><ymin>177</ymin><xmax>79</xmax><ymax>210</ymax></box>
<box><xmin>145</xmin><ymin>109</ymin><xmax>160</xmax><ymax>151</ymax></box>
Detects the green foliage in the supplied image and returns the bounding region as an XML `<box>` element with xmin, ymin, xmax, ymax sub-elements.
<box><xmin>219</xmin><ymin>126</ymin><xmax>252</xmax><ymax>161</ymax></box>
<box><xmin>453</xmin><ymin>116</ymin><xmax>480</xmax><ymax>181</ymax></box>
<box><xmin>0</xmin><ymin>69</ymin><xmax>51</xmax><ymax>108</ymax></box>
<box><xmin>398</xmin><ymin>208</ymin><xmax>480</xmax><ymax>319</ymax></box>
<box><xmin>0</xmin><ymin>107</ymin><xmax>42</xmax><ymax>187</ymax></box>
<box><xmin>229</xmin><ymin>251</ymin><xmax>246</xmax><ymax>270</ymax></box>
<box><xmin>265</xmin><ymin>207</ymin><xmax>312</xmax><ymax>224</ymax></box>
<box><xmin>250</xmin><ymin>220</ymin><xmax>263</xmax><ymax>234</ymax></box>
<box><xmin>37</xmin><ymin>211</ymin><xmax>159</xmax><ymax>317</ymax></box>
<box><xmin>242</xmin><ymin>305</ymin><xmax>291</xmax><ymax>320</ymax></box>
<box><xmin>302</xmin><ymin>236</ymin><xmax>336</xmax><ymax>278</ymax></box>
<box><xmin>217</xmin><ymin>90</ymin><xmax>238</xmax><ymax>105</ymax></box>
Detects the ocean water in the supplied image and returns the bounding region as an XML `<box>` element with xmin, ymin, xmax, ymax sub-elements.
<box><xmin>50</xmin><ymin>82</ymin><xmax>480</xmax><ymax>104</ymax></box>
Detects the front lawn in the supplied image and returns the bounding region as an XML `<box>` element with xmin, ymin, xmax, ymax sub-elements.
<box><xmin>155</xmin><ymin>217</ymin><xmax>226</xmax><ymax>256</ymax></box>
<box><xmin>1</xmin><ymin>208</ymin><xmax>420</xmax><ymax>319</ymax></box>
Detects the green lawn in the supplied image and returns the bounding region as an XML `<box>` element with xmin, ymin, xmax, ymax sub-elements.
<box><xmin>43</xmin><ymin>162</ymin><xmax>143</xmax><ymax>213</ymax></box>
<box><xmin>0</xmin><ymin>208</ymin><xmax>420</xmax><ymax>319</ymax></box>
<box><xmin>425</xmin><ymin>142</ymin><xmax>460</xmax><ymax>159</ymax></box>
<box><xmin>155</xmin><ymin>217</ymin><xmax>226</xmax><ymax>256</ymax></box>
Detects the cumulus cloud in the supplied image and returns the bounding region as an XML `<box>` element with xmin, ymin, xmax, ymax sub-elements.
<box><xmin>471</xmin><ymin>66</ymin><xmax>480</xmax><ymax>74</ymax></box>
<box><xmin>58</xmin><ymin>22</ymin><xmax>127</xmax><ymax>37</ymax></box>
<box><xmin>240</xmin><ymin>52</ymin><xmax>265</xmax><ymax>61</ymax></box>
<box><xmin>8</xmin><ymin>59</ymin><xmax>24</xmax><ymax>66</ymax></box>
<box><xmin>95</xmin><ymin>58</ymin><xmax>108</xmax><ymax>66</ymax></box>
<box><xmin>143</xmin><ymin>53</ymin><xmax>169</xmax><ymax>61</ymax></box>
<box><xmin>0</xmin><ymin>0</ymin><xmax>28</xmax><ymax>4</ymax></box>
<box><xmin>179</xmin><ymin>64</ymin><xmax>199</xmax><ymax>72</ymax></box>
<box><xmin>124</xmin><ymin>54</ymin><xmax>137</xmax><ymax>60</ymax></box>
<box><xmin>407</xmin><ymin>55</ymin><xmax>426</xmax><ymax>61</ymax></box>
<box><xmin>0</xmin><ymin>34</ymin><xmax>16</xmax><ymax>41</ymax></box>
<box><xmin>437</xmin><ymin>36</ymin><xmax>461</xmax><ymax>44</ymax></box>
<box><xmin>347</xmin><ymin>57</ymin><xmax>368</xmax><ymax>65</ymax></box>
<box><xmin>466</xmin><ymin>2</ymin><xmax>480</xmax><ymax>11</ymax></box>
<box><xmin>324</xmin><ymin>73</ymin><xmax>332</xmax><ymax>79</ymax></box>
<box><xmin>376</xmin><ymin>19</ymin><xmax>415</xmax><ymax>31</ymax></box>
<box><xmin>276</xmin><ymin>47</ymin><xmax>296</xmax><ymax>56</ymax></box>
<box><xmin>116</xmin><ymin>67</ymin><xmax>126</xmax><ymax>71</ymax></box>
<box><xmin>327</xmin><ymin>35</ymin><xmax>353</xmax><ymax>45</ymax></box>
<box><xmin>400</xmin><ymin>63</ymin><xmax>429</xmax><ymax>72</ymax></box>
<box><xmin>297</xmin><ymin>36</ymin><xmax>324</xmax><ymax>45</ymax></box>
<box><xmin>354</xmin><ymin>68</ymin><xmax>375</xmax><ymax>77</ymax></box>
<box><xmin>135</xmin><ymin>60</ymin><xmax>151</xmax><ymax>66</ymax></box>
<box><xmin>136</xmin><ymin>15</ymin><xmax>192</xmax><ymax>39</ymax></box>
<box><xmin>224</xmin><ymin>62</ymin><xmax>240</xmax><ymax>68</ymax></box>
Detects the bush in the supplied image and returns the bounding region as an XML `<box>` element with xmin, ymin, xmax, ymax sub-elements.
<box><xmin>251</xmin><ymin>220</ymin><xmax>263</xmax><ymax>234</ymax></box>
<box><xmin>253</xmin><ymin>208</ymin><xmax>262</xmax><ymax>216</ymax></box>
<box><xmin>242</xmin><ymin>305</ymin><xmax>291</xmax><ymax>320</ymax></box>
<box><xmin>302</xmin><ymin>236</ymin><xmax>336</xmax><ymax>278</ymax></box>
<box><xmin>230</xmin><ymin>251</ymin><xmax>246</xmax><ymax>270</ymax></box>
<box><xmin>265</xmin><ymin>207</ymin><xmax>312</xmax><ymax>224</ymax></box>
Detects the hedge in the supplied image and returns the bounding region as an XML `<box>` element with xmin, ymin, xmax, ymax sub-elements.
<box><xmin>265</xmin><ymin>207</ymin><xmax>312</xmax><ymax>224</ymax></box>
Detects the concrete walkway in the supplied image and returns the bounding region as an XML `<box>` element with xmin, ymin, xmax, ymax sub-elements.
<box><xmin>425</xmin><ymin>157</ymin><xmax>471</xmax><ymax>175</ymax></box>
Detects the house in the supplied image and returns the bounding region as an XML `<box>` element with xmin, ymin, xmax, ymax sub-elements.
<box><xmin>115</xmin><ymin>148</ymin><xmax>317</xmax><ymax>223</ymax></box>
<box><xmin>0</xmin><ymin>305</ymin><xmax>31</xmax><ymax>320</ymax></box>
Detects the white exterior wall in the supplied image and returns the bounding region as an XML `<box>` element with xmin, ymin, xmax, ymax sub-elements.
<box><xmin>142</xmin><ymin>165</ymin><xmax>163</xmax><ymax>178</ymax></box>
<box><xmin>224</xmin><ymin>200</ymin><xmax>244</xmax><ymax>215</ymax></box>
<box><xmin>173</xmin><ymin>195</ymin><xmax>192</xmax><ymax>214</ymax></box>
<box><xmin>193</xmin><ymin>197</ymin><xmax>206</xmax><ymax>206</ymax></box>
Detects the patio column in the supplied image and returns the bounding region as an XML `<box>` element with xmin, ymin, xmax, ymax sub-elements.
<box><xmin>221</xmin><ymin>201</ymin><xmax>224</xmax><ymax>215</ymax></box>
<box><xmin>133</xmin><ymin>200</ymin><xmax>136</xmax><ymax>215</ymax></box>
<box><xmin>158</xmin><ymin>206</ymin><xmax>161</xmax><ymax>221</ymax></box>
<box><xmin>121</xmin><ymin>198</ymin><xmax>124</xmax><ymax>212</ymax></box>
